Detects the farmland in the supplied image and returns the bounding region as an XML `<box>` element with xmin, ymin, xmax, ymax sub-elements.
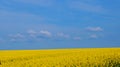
<box><xmin>0</xmin><ymin>48</ymin><xmax>120</xmax><ymax>67</ymax></box>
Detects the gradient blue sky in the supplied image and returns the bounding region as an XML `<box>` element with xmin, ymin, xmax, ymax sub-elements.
<box><xmin>0</xmin><ymin>0</ymin><xmax>120</xmax><ymax>50</ymax></box>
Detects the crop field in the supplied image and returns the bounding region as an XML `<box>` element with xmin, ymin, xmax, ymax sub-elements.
<box><xmin>0</xmin><ymin>48</ymin><xmax>120</xmax><ymax>67</ymax></box>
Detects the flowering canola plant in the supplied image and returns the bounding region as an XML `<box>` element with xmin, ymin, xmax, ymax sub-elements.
<box><xmin>0</xmin><ymin>48</ymin><xmax>120</xmax><ymax>67</ymax></box>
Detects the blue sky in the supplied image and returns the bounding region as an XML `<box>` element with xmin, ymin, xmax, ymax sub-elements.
<box><xmin>0</xmin><ymin>0</ymin><xmax>120</xmax><ymax>50</ymax></box>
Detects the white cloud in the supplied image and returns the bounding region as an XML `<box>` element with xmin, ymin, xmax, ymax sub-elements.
<box><xmin>39</xmin><ymin>30</ymin><xmax>52</xmax><ymax>37</ymax></box>
<box><xmin>8</xmin><ymin>33</ymin><xmax>25</xmax><ymax>42</ymax></box>
<box><xmin>9</xmin><ymin>33</ymin><xmax>25</xmax><ymax>38</ymax></box>
<box><xmin>27</xmin><ymin>30</ymin><xmax>37</xmax><ymax>34</ymax></box>
<box><xmin>27</xmin><ymin>30</ymin><xmax>37</xmax><ymax>38</ymax></box>
<box><xmin>57</xmin><ymin>33</ymin><xmax>70</xmax><ymax>39</ymax></box>
<box><xmin>27</xmin><ymin>30</ymin><xmax>52</xmax><ymax>39</ymax></box>
<box><xmin>86</xmin><ymin>27</ymin><xmax>103</xmax><ymax>32</ymax></box>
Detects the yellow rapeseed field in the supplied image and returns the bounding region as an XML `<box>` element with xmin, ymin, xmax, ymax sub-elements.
<box><xmin>0</xmin><ymin>48</ymin><xmax>120</xmax><ymax>67</ymax></box>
